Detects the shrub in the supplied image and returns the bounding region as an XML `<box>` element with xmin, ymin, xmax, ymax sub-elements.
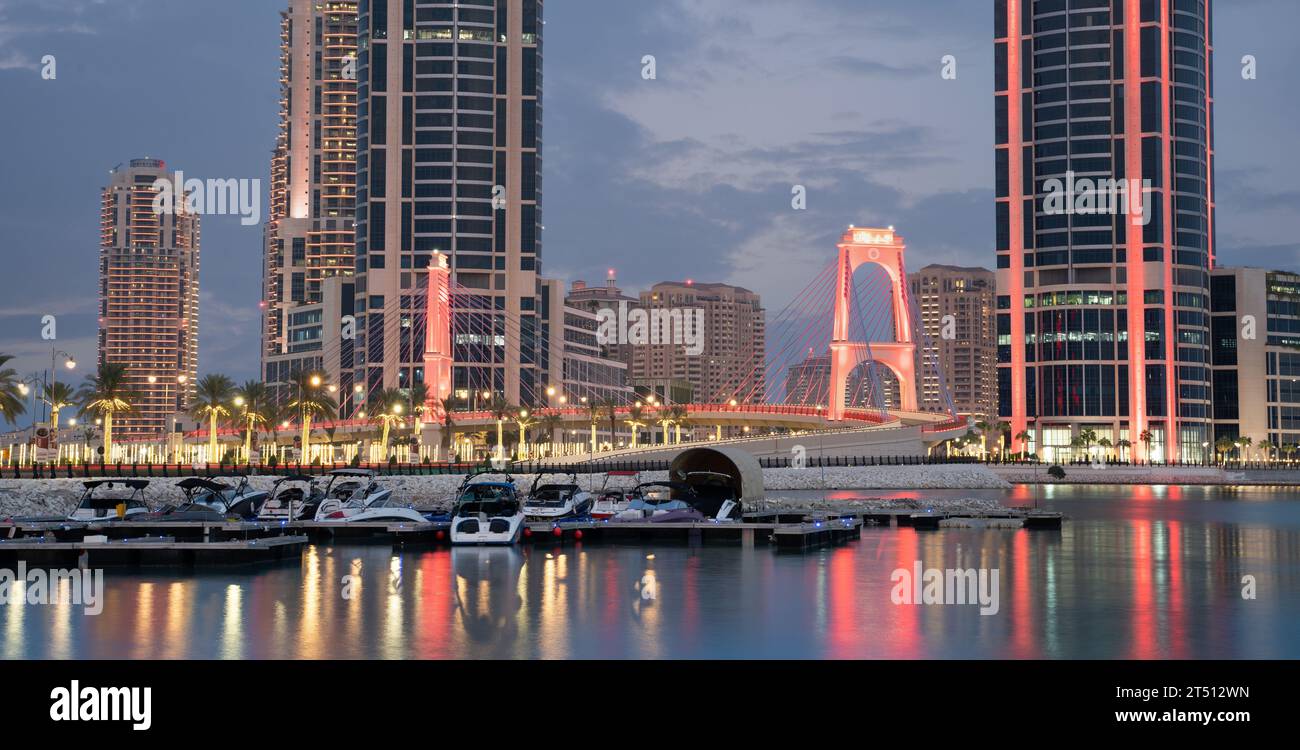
<box><xmin>1047</xmin><ymin>465</ymin><xmax>1066</xmax><ymax>480</ymax></box>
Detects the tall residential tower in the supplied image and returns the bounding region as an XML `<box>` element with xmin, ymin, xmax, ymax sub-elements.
<box><xmin>261</xmin><ymin>0</ymin><xmax>359</xmax><ymax>399</ymax></box>
<box><xmin>353</xmin><ymin>0</ymin><xmax>545</xmax><ymax>410</ymax></box>
<box><xmin>995</xmin><ymin>0</ymin><xmax>1215</xmax><ymax>462</ymax></box>
<box><xmin>98</xmin><ymin>159</ymin><xmax>200</xmax><ymax>439</ymax></box>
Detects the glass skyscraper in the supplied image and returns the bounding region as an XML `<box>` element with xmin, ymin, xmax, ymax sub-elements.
<box><xmin>995</xmin><ymin>0</ymin><xmax>1215</xmax><ymax>463</ymax></box>
<box><xmin>352</xmin><ymin>0</ymin><xmax>544</xmax><ymax>412</ymax></box>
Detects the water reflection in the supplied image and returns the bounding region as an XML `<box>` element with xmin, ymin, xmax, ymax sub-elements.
<box><xmin>1</xmin><ymin>487</ymin><xmax>1298</xmax><ymax>659</ymax></box>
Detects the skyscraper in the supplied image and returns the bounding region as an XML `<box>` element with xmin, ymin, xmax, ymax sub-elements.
<box><xmin>909</xmin><ymin>265</ymin><xmax>997</xmax><ymax>420</ymax></box>
<box><xmin>98</xmin><ymin>158</ymin><xmax>200</xmax><ymax>439</ymax></box>
<box><xmin>995</xmin><ymin>0</ymin><xmax>1215</xmax><ymax>463</ymax></box>
<box><xmin>353</xmin><ymin>0</ymin><xmax>545</xmax><ymax>409</ymax></box>
<box><xmin>262</xmin><ymin>0</ymin><xmax>359</xmax><ymax>398</ymax></box>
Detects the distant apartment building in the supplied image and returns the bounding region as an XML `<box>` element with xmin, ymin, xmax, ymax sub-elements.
<box><xmin>1209</xmin><ymin>267</ymin><xmax>1300</xmax><ymax>450</ymax></box>
<box><xmin>783</xmin><ymin>353</ymin><xmax>897</xmax><ymax>410</ymax></box>
<box><xmin>98</xmin><ymin>158</ymin><xmax>200</xmax><ymax>439</ymax></box>
<box><xmin>539</xmin><ymin>278</ymin><xmax>632</xmax><ymax>407</ymax></box>
<box><xmin>263</xmin><ymin>276</ymin><xmax>355</xmax><ymax>407</ymax></box>
<box><xmin>262</xmin><ymin>0</ymin><xmax>359</xmax><ymax>405</ymax></box>
<box><xmin>909</xmin><ymin>265</ymin><xmax>997</xmax><ymax>420</ymax></box>
<box><xmin>631</xmin><ymin>282</ymin><xmax>765</xmax><ymax>405</ymax></box>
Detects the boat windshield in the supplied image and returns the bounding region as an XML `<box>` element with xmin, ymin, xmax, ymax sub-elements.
<box><xmin>77</xmin><ymin>495</ymin><xmax>146</xmax><ymax>510</ymax></box>
<box><xmin>457</xmin><ymin>484</ymin><xmax>518</xmax><ymax>516</ymax></box>
<box><xmin>526</xmin><ymin>485</ymin><xmax>577</xmax><ymax>507</ymax></box>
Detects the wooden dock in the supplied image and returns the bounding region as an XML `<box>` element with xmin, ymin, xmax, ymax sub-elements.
<box><xmin>0</xmin><ymin>535</ymin><xmax>308</xmax><ymax>567</ymax></box>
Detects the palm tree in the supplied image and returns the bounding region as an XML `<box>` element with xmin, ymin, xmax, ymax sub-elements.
<box><xmin>1214</xmin><ymin>436</ymin><xmax>1235</xmax><ymax>465</ymax></box>
<box><xmin>1116</xmin><ymin>438</ymin><xmax>1132</xmax><ymax>463</ymax></box>
<box><xmin>625</xmin><ymin>404</ymin><xmax>646</xmax><ymax>448</ymax></box>
<box><xmin>261</xmin><ymin>402</ymin><xmax>293</xmax><ymax>464</ymax></box>
<box><xmin>1139</xmin><ymin>429</ymin><xmax>1154</xmax><ymax>461</ymax></box>
<box><xmin>0</xmin><ymin>354</ymin><xmax>27</xmax><ymax>425</ymax></box>
<box><xmin>996</xmin><ymin>422</ymin><xmax>1011</xmax><ymax>460</ymax></box>
<box><xmin>584</xmin><ymin>398</ymin><xmax>602</xmax><ymax>454</ymax></box>
<box><xmin>190</xmin><ymin>374</ymin><xmax>235</xmax><ymax>462</ymax></box>
<box><xmin>1097</xmin><ymin>437</ymin><xmax>1113</xmax><ymax>463</ymax></box>
<box><xmin>603</xmin><ymin>398</ymin><xmax>621</xmax><ymax>447</ymax></box>
<box><xmin>371</xmin><ymin>388</ymin><xmax>408</xmax><ymax>461</ymax></box>
<box><xmin>233</xmin><ymin>381</ymin><xmax>269</xmax><ymax>463</ymax></box>
<box><xmin>437</xmin><ymin>397</ymin><xmax>457</xmax><ymax>460</ymax></box>
<box><xmin>974</xmin><ymin>421</ymin><xmax>992</xmax><ymax>459</ymax></box>
<box><xmin>1014</xmin><ymin>430</ymin><xmax>1032</xmax><ymax>459</ymax></box>
<box><xmin>406</xmin><ymin>382</ymin><xmax>430</xmax><ymax>451</ymax></box>
<box><xmin>487</xmin><ymin>397</ymin><xmax>513</xmax><ymax>459</ymax></box>
<box><xmin>77</xmin><ymin>363</ymin><xmax>135</xmax><ymax>461</ymax></box>
<box><xmin>288</xmin><ymin>370</ymin><xmax>337</xmax><ymax>461</ymax></box>
<box><xmin>514</xmin><ymin>408</ymin><xmax>536</xmax><ymax>460</ymax></box>
<box><xmin>539</xmin><ymin>412</ymin><xmax>564</xmax><ymax>456</ymax></box>
<box><xmin>657</xmin><ymin>406</ymin><xmax>675</xmax><ymax>446</ymax></box>
<box><xmin>669</xmin><ymin>404</ymin><xmax>689</xmax><ymax>444</ymax></box>
<box><xmin>42</xmin><ymin>381</ymin><xmax>76</xmax><ymax>432</ymax></box>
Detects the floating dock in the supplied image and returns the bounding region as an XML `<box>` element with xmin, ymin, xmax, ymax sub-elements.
<box><xmin>295</xmin><ymin>520</ymin><xmax>447</xmax><ymax>546</ymax></box>
<box><xmin>520</xmin><ymin>517</ymin><xmax>863</xmax><ymax>552</ymax></box>
<box><xmin>0</xmin><ymin>535</ymin><xmax>308</xmax><ymax>567</ymax></box>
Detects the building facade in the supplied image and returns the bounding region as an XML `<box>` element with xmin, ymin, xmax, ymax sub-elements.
<box><xmin>995</xmin><ymin>0</ymin><xmax>1216</xmax><ymax>462</ymax></box>
<box><xmin>1209</xmin><ymin>267</ymin><xmax>1300</xmax><ymax>453</ymax></box>
<box><xmin>262</xmin><ymin>0</ymin><xmax>359</xmax><ymax>402</ymax></box>
<box><xmin>353</xmin><ymin>0</ymin><xmax>545</xmax><ymax>410</ymax></box>
<box><xmin>909</xmin><ymin>264</ymin><xmax>997</xmax><ymax>420</ymax></box>
<box><xmin>631</xmin><ymin>282</ymin><xmax>765</xmax><ymax>405</ymax></box>
<box><xmin>98</xmin><ymin>158</ymin><xmax>200</xmax><ymax>439</ymax></box>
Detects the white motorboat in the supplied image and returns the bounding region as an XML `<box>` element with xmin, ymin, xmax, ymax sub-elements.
<box><xmin>192</xmin><ymin>473</ymin><xmax>269</xmax><ymax>518</ymax></box>
<box><xmin>522</xmin><ymin>473</ymin><xmax>594</xmax><ymax>521</ymax></box>
<box><xmin>450</xmin><ymin>473</ymin><xmax>526</xmax><ymax>546</ymax></box>
<box><xmin>257</xmin><ymin>474</ymin><xmax>324</xmax><ymax>522</ymax></box>
<box><xmin>313</xmin><ymin>469</ymin><xmax>395</xmax><ymax>521</ymax></box>
<box><xmin>67</xmin><ymin>480</ymin><xmax>152</xmax><ymax>521</ymax></box>
<box><xmin>591</xmin><ymin>470</ymin><xmax>641</xmax><ymax>519</ymax></box>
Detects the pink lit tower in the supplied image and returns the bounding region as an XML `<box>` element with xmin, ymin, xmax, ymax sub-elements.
<box><xmin>995</xmin><ymin>0</ymin><xmax>1215</xmax><ymax>463</ymax></box>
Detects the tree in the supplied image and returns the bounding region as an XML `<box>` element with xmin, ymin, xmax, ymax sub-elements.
<box><xmin>1116</xmin><ymin>439</ymin><xmax>1132</xmax><ymax>463</ymax></box>
<box><xmin>974</xmin><ymin>421</ymin><xmax>992</xmax><ymax>459</ymax></box>
<box><xmin>1214</xmin><ymin>437</ymin><xmax>1235</xmax><ymax>465</ymax></box>
<box><xmin>1139</xmin><ymin>429</ymin><xmax>1154</xmax><ymax>461</ymax></box>
<box><xmin>669</xmin><ymin>404</ymin><xmax>690</xmax><ymax>444</ymax></box>
<box><xmin>514</xmin><ymin>408</ymin><xmax>535</xmax><ymax>460</ymax></box>
<box><xmin>584</xmin><ymin>399</ymin><xmax>603</xmax><ymax>454</ymax></box>
<box><xmin>371</xmin><ymin>388</ymin><xmax>408</xmax><ymax>461</ymax></box>
<box><xmin>234</xmin><ymin>381</ymin><xmax>270</xmax><ymax>463</ymax></box>
<box><xmin>996</xmin><ymin>422</ymin><xmax>1011</xmax><ymax>459</ymax></box>
<box><xmin>625</xmin><ymin>404</ymin><xmax>646</xmax><ymax>448</ymax></box>
<box><xmin>657</xmin><ymin>405</ymin><xmax>675</xmax><ymax>446</ymax></box>
<box><xmin>77</xmin><ymin>363</ymin><xmax>135</xmax><ymax>462</ymax></box>
<box><xmin>539</xmin><ymin>412</ymin><xmax>564</xmax><ymax>456</ymax></box>
<box><xmin>406</xmin><ymin>382</ymin><xmax>430</xmax><ymax>451</ymax></box>
<box><xmin>603</xmin><ymin>398</ymin><xmax>621</xmax><ymax>447</ymax></box>
<box><xmin>489</xmin><ymin>397</ymin><xmax>513</xmax><ymax>459</ymax></box>
<box><xmin>0</xmin><ymin>354</ymin><xmax>27</xmax><ymax>425</ymax></box>
<box><xmin>42</xmin><ymin>381</ymin><xmax>76</xmax><ymax>432</ymax></box>
<box><xmin>1014</xmin><ymin>430</ymin><xmax>1033</xmax><ymax>459</ymax></box>
<box><xmin>191</xmin><ymin>374</ymin><xmax>235</xmax><ymax>461</ymax></box>
<box><xmin>437</xmin><ymin>397</ymin><xmax>457</xmax><ymax>459</ymax></box>
<box><xmin>288</xmin><ymin>370</ymin><xmax>337</xmax><ymax>461</ymax></box>
<box><xmin>1097</xmin><ymin>437</ymin><xmax>1113</xmax><ymax>463</ymax></box>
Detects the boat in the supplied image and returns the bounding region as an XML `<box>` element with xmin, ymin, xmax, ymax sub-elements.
<box><xmin>522</xmin><ymin>472</ymin><xmax>594</xmax><ymax>521</ymax></box>
<box><xmin>611</xmin><ymin>471</ymin><xmax>745</xmax><ymax>524</ymax></box>
<box><xmin>312</xmin><ymin>469</ymin><xmax>394</xmax><ymax>521</ymax></box>
<box><xmin>133</xmin><ymin>478</ymin><xmax>256</xmax><ymax>522</ymax></box>
<box><xmin>257</xmin><ymin>474</ymin><xmax>324</xmax><ymax>522</ymax></box>
<box><xmin>330</xmin><ymin>495</ymin><xmax>429</xmax><ymax>524</ymax></box>
<box><xmin>450</xmin><ymin>472</ymin><xmax>526</xmax><ymax>546</ymax></box>
<box><xmin>67</xmin><ymin>480</ymin><xmax>152</xmax><ymax>521</ymax></box>
<box><xmin>202</xmin><ymin>473</ymin><xmax>270</xmax><ymax>518</ymax></box>
<box><xmin>611</xmin><ymin>481</ymin><xmax>707</xmax><ymax>523</ymax></box>
<box><xmin>591</xmin><ymin>471</ymin><xmax>641</xmax><ymax>519</ymax></box>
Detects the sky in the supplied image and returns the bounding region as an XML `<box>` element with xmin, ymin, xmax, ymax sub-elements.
<box><xmin>0</xmin><ymin>0</ymin><xmax>1297</xmax><ymax>405</ymax></box>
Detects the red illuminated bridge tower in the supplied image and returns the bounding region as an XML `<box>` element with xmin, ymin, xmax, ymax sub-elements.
<box><xmin>422</xmin><ymin>252</ymin><xmax>453</xmax><ymax>423</ymax></box>
<box><xmin>828</xmin><ymin>226</ymin><xmax>917</xmax><ymax>421</ymax></box>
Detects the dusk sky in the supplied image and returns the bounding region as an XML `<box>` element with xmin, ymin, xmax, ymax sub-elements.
<box><xmin>0</xmin><ymin>0</ymin><xmax>1296</xmax><ymax>392</ymax></box>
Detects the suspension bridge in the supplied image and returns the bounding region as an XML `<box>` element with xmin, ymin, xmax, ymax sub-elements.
<box><xmin>145</xmin><ymin>225</ymin><xmax>970</xmax><ymax>465</ymax></box>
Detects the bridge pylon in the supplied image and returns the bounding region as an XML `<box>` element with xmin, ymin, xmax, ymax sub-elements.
<box><xmin>828</xmin><ymin>226</ymin><xmax>917</xmax><ymax>421</ymax></box>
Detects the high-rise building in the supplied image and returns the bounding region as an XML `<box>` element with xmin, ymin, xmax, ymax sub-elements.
<box><xmin>1209</xmin><ymin>267</ymin><xmax>1300</xmax><ymax>450</ymax></box>
<box><xmin>262</xmin><ymin>0</ymin><xmax>359</xmax><ymax>397</ymax></box>
<box><xmin>98</xmin><ymin>158</ymin><xmax>200</xmax><ymax>439</ymax></box>
<box><xmin>995</xmin><ymin>0</ymin><xmax>1215</xmax><ymax>462</ymax></box>
<box><xmin>631</xmin><ymin>281</ymin><xmax>765</xmax><ymax>405</ymax></box>
<box><xmin>909</xmin><ymin>265</ymin><xmax>997</xmax><ymax>420</ymax></box>
<box><xmin>539</xmin><ymin>278</ymin><xmax>632</xmax><ymax>406</ymax></box>
<box><xmin>353</xmin><ymin>0</ymin><xmax>545</xmax><ymax>409</ymax></box>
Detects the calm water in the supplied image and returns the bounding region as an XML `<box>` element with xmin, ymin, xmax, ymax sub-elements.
<box><xmin>4</xmin><ymin>484</ymin><xmax>1299</xmax><ymax>659</ymax></box>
